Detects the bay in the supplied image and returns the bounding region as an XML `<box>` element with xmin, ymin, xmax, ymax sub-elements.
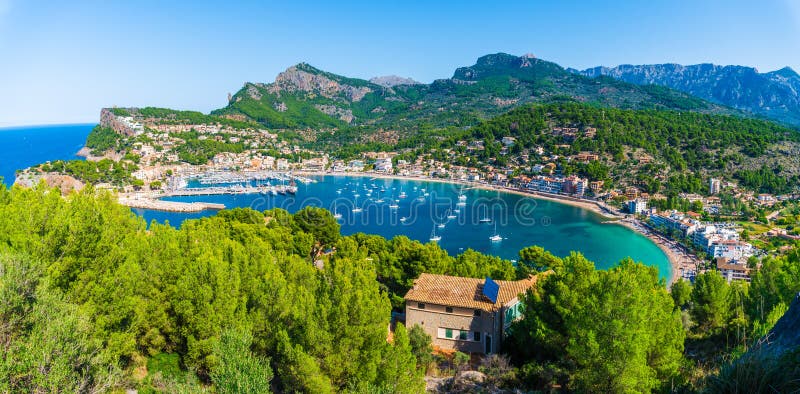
<box><xmin>136</xmin><ymin>175</ymin><xmax>671</xmax><ymax>279</ymax></box>
<box><xmin>0</xmin><ymin>124</ymin><xmax>670</xmax><ymax>279</ymax></box>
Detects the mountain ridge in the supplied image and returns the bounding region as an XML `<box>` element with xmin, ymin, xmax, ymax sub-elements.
<box><xmin>571</xmin><ymin>62</ymin><xmax>800</xmax><ymax>126</ymax></box>
<box><xmin>212</xmin><ymin>53</ymin><xmax>742</xmax><ymax>132</ymax></box>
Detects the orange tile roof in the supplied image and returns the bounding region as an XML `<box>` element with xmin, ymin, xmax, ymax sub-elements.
<box><xmin>404</xmin><ymin>273</ymin><xmax>537</xmax><ymax>311</ymax></box>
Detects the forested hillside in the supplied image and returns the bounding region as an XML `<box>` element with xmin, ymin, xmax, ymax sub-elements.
<box><xmin>213</xmin><ymin>54</ymin><xmax>742</xmax><ymax>134</ymax></box>
<box><xmin>406</xmin><ymin>102</ymin><xmax>800</xmax><ymax>195</ymax></box>
<box><xmin>0</xmin><ymin>185</ymin><xmax>797</xmax><ymax>391</ymax></box>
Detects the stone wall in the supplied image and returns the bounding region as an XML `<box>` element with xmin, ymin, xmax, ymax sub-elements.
<box><xmin>405</xmin><ymin>302</ymin><xmax>500</xmax><ymax>354</ymax></box>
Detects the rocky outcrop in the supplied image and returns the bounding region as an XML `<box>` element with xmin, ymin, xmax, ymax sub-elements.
<box><xmin>761</xmin><ymin>292</ymin><xmax>800</xmax><ymax>358</ymax></box>
<box><xmin>369</xmin><ymin>75</ymin><xmax>421</xmax><ymax>88</ymax></box>
<box><xmin>14</xmin><ymin>172</ymin><xmax>85</xmax><ymax>195</ymax></box>
<box><xmin>100</xmin><ymin>108</ymin><xmax>137</xmax><ymax>136</ymax></box>
<box><xmin>314</xmin><ymin>104</ymin><xmax>354</xmax><ymax>123</ymax></box>
<box><xmin>271</xmin><ymin>64</ymin><xmax>372</xmax><ymax>102</ymax></box>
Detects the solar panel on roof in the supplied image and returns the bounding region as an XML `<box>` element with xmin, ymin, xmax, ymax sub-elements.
<box><xmin>483</xmin><ymin>277</ymin><xmax>499</xmax><ymax>303</ymax></box>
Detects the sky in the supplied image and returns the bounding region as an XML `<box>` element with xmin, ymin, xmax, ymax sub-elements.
<box><xmin>1</xmin><ymin>0</ymin><xmax>799</xmax><ymax>127</ymax></box>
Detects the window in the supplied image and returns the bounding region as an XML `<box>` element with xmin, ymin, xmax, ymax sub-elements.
<box><xmin>474</xmin><ymin>309</ymin><xmax>481</xmax><ymax>316</ymax></box>
<box><xmin>445</xmin><ymin>307</ymin><xmax>453</xmax><ymax>313</ymax></box>
<box><xmin>417</xmin><ymin>303</ymin><xmax>425</xmax><ymax>309</ymax></box>
<box><xmin>445</xmin><ymin>329</ymin><xmax>453</xmax><ymax>339</ymax></box>
<box><xmin>474</xmin><ymin>332</ymin><xmax>481</xmax><ymax>342</ymax></box>
<box><xmin>459</xmin><ymin>331</ymin><xmax>468</xmax><ymax>340</ymax></box>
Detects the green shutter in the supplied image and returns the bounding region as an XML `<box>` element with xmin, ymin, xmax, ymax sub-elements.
<box><xmin>445</xmin><ymin>328</ymin><xmax>453</xmax><ymax>339</ymax></box>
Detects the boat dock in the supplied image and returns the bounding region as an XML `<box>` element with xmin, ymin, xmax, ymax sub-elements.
<box><xmin>162</xmin><ymin>185</ymin><xmax>295</xmax><ymax>197</ymax></box>
<box><xmin>119</xmin><ymin>196</ymin><xmax>225</xmax><ymax>213</ymax></box>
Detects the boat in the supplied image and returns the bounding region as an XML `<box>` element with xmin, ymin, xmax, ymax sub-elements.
<box><xmin>399</xmin><ymin>191</ymin><xmax>407</xmax><ymax>198</ymax></box>
<box><xmin>400</xmin><ymin>216</ymin><xmax>408</xmax><ymax>222</ymax></box>
<box><xmin>478</xmin><ymin>206</ymin><xmax>492</xmax><ymax>223</ymax></box>
<box><xmin>333</xmin><ymin>207</ymin><xmax>342</xmax><ymax>220</ymax></box>
<box><xmin>453</xmin><ymin>208</ymin><xmax>461</xmax><ymax>214</ymax></box>
<box><xmin>352</xmin><ymin>196</ymin><xmax>363</xmax><ymax>213</ymax></box>
<box><xmin>437</xmin><ymin>222</ymin><xmax>446</xmax><ymax>229</ymax></box>
<box><xmin>389</xmin><ymin>202</ymin><xmax>399</xmax><ymax>209</ymax></box>
<box><xmin>446</xmin><ymin>208</ymin><xmax>457</xmax><ymax>220</ymax></box>
<box><xmin>416</xmin><ymin>196</ymin><xmax>425</xmax><ymax>202</ymax></box>
<box><xmin>456</xmin><ymin>201</ymin><xmax>467</xmax><ymax>207</ymax></box>
<box><xmin>429</xmin><ymin>226</ymin><xmax>441</xmax><ymax>242</ymax></box>
<box><xmin>489</xmin><ymin>222</ymin><xmax>502</xmax><ymax>242</ymax></box>
<box><xmin>458</xmin><ymin>185</ymin><xmax>467</xmax><ymax>202</ymax></box>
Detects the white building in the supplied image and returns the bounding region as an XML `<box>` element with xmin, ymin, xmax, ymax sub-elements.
<box><xmin>709</xmin><ymin>178</ymin><xmax>721</xmax><ymax>195</ymax></box>
<box><xmin>627</xmin><ymin>199</ymin><xmax>648</xmax><ymax>215</ymax></box>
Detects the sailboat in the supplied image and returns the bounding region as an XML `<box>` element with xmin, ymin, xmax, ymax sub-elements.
<box><xmin>489</xmin><ymin>222</ymin><xmax>502</xmax><ymax>242</ymax></box>
<box><xmin>429</xmin><ymin>225</ymin><xmax>442</xmax><ymax>242</ymax></box>
<box><xmin>352</xmin><ymin>196</ymin><xmax>363</xmax><ymax>213</ymax></box>
<box><xmin>333</xmin><ymin>206</ymin><xmax>342</xmax><ymax>220</ymax></box>
<box><xmin>479</xmin><ymin>206</ymin><xmax>492</xmax><ymax>223</ymax></box>
<box><xmin>458</xmin><ymin>185</ymin><xmax>467</xmax><ymax>202</ymax></box>
<box><xmin>447</xmin><ymin>208</ymin><xmax>457</xmax><ymax>220</ymax></box>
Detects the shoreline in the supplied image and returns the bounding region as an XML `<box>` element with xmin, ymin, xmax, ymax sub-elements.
<box><xmin>610</xmin><ymin>218</ymin><xmax>699</xmax><ymax>286</ymax></box>
<box><xmin>294</xmin><ymin>171</ymin><xmax>621</xmax><ymax>219</ymax></box>
<box><xmin>297</xmin><ymin>171</ymin><xmax>686</xmax><ymax>283</ymax></box>
<box><xmin>132</xmin><ymin>169</ymin><xmax>681</xmax><ymax>284</ymax></box>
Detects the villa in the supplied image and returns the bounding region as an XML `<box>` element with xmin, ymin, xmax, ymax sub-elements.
<box><xmin>404</xmin><ymin>273</ymin><xmax>538</xmax><ymax>354</ymax></box>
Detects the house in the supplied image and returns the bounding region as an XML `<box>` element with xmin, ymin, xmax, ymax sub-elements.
<box><xmin>404</xmin><ymin>273</ymin><xmax>537</xmax><ymax>354</ymax></box>
<box><xmin>716</xmin><ymin>258</ymin><xmax>751</xmax><ymax>282</ymax></box>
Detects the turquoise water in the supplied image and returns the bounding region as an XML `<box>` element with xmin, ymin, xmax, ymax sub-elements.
<box><xmin>136</xmin><ymin>176</ymin><xmax>671</xmax><ymax>278</ymax></box>
<box><xmin>0</xmin><ymin>124</ymin><xmax>670</xmax><ymax>278</ymax></box>
<box><xmin>0</xmin><ymin>124</ymin><xmax>94</xmax><ymax>186</ymax></box>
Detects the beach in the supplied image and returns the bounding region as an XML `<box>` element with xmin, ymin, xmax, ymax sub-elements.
<box><xmin>611</xmin><ymin>218</ymin><xmax>700</xmax><ymax>285</ymax></box>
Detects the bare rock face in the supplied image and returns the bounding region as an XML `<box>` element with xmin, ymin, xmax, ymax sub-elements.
<box><xmin>314</xmin><ymin>104</ymin><xmax>354</xmax><ymax>123</ymax></box>
<box><xmin>14</xmin><ymin>172</ymin><xmax>85</xmax><ymax>194</ymax></box>
<box><xmin>763</xmin><ymin>293</ymin><xmax>800</xmax><ymax>358</ymax></box>
<box><xmin>272</xmin><ymin>65</ymin><xmax>372</xmax><ymax>102</ymax></box>
<box><xmin>369</xmin><ymin>75</ymin><xmax>421</xmax><ymax>88</ymax></box>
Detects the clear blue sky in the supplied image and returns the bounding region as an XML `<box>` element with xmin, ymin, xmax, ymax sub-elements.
<box><xmin>1</xmin><ymin>0</ymin><xmax>798</xmax><ymax>126</ymax></box>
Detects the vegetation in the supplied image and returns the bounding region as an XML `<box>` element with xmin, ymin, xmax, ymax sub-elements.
<box><xmin>85</xmin><ymin>125</ymin><xmax>126</xmax><ymax>154</ymax></box>
<box><xmin>215</xmin><ymin>53</ymin><xmax>743</xmax><ymax>134</ymax></box>
<box><xmin>33</xmin><ymin>159</ymin><xmax>138</xmax><ymax>185</ymax></box>
<box><xmin>0</xmin><ymin>182</ymin><xmax>796</xmax><ymax>391</ymax></box>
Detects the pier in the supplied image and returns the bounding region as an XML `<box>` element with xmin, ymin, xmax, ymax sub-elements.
<box><xmin>119</xmin><ymin>196</ymin><xmax>225</xmax><ymax>213</ymax></box>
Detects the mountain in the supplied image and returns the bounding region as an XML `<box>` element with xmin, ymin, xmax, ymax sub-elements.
<box><xmin>368</xmin><ymin>75</ymin><xmax>421</xmax><ymax>87</ymax></box>
<box><xmin>212</xmin><ymin>53</ymin><xmax>741</xmax><ymax>132</ymax></box>
<box><xmin>572</xmin><ymin>63</ymin><xmax>800</xmax><ymax>126</ymax></box>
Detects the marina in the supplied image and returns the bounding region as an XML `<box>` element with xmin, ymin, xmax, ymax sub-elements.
<box><xmin>133</xmin><ymin>174</ymin><xmax>672</xmax><ymax>281</ymax></box>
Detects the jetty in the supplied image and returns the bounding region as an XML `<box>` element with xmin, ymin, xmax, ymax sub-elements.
<box><xmin>119</xmin><ymin>196</ymin><xmax>225</xmax><ymax>213</ymax></box>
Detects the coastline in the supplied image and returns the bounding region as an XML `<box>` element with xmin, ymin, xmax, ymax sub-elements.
<box><xmin>130</xmin><ymin>169</ymin><xmax>681</xmax><ymax>284</ymax></box>
<box><xmin>294</xmin><ymin>171</ymin><xmax>620</xmax><ymax>219</ymax></box>
<box><xmin>297</xmin><ymin>171</ymin><xmax>683</xmax><ymax>283</ymax></box>
<box><xmin>610</xmin><ymin>218</ymin><xmax>699</xmax><ymax>286</ymax></box>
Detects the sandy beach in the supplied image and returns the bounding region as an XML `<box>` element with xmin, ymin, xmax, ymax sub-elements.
<box><xmin>611</xmin><ymin>218</ymin><xmax>700</xmax><ymax>285</ymax></box>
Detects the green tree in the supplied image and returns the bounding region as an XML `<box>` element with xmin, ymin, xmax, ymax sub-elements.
<box><xmin>690</xmin><ymin>271</ymin><xmax>731</xmax><ymax>332</ymax></box>
<box><xmin>376</xmin><ymin>323</ymin><xmax>425</xmax><ymax>394</ymax></box>
<box><xmin>670</xmin><ymin>278</ymin><xmax>692</xmax><ymax>310</ymax></box>
<box><xmin>211</xmin><ymin>329</ymin><xmax>273</xmax><ymax>394</ymax></box>
<box><xmin>408</xmin><ymin>324</ymin><xmax>434</xmax><ymax>370</ymax></box>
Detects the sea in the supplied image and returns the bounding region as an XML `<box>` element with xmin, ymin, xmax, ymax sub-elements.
<box><xmin>0</xmin><ymin>124</ymin><xmax>671</xmax><ymax>278</ymax></box>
